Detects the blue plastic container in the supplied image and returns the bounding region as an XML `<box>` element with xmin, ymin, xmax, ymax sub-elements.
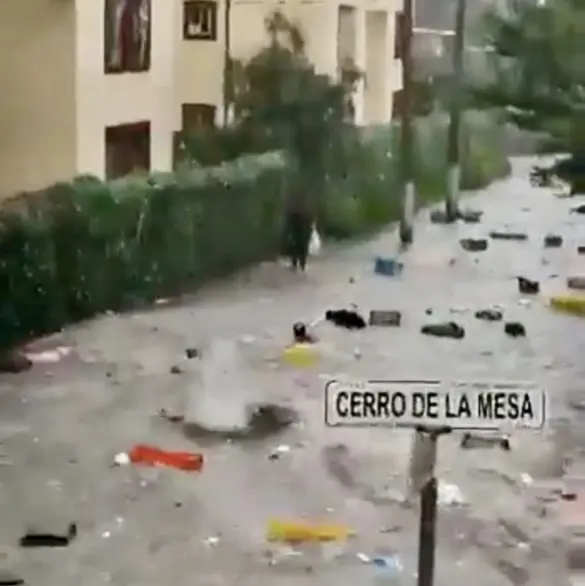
<box><xmin>374</xmin><ymin>257</ymin><xmax>404</xmax><ymax>276</ymax></box>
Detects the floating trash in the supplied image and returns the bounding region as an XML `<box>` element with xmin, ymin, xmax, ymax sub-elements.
<box><xmin>283</xmin><ymin>344</ymin><xmax>319</xmax><ymax>368</ymax></box>
<box><xmin>374</xmin><ymin>257</ymin><xmax>404</xmax><ymax>276</ymax></box>
<box><xmin>438</xmin><ymin>482</ymin><xmax>466</xmax><ymax>506</ymax></box>
<box><xmin>266</xmin><ymin>519</ymin><xmax>353</xmax><ymax>543</ymax></box>
<box><xmin>369</xmin><ymin>310</ymin><xmax>402</xmax><ymax>327</ymax></box>
<box><xmin>549</xmin><ymin>295</ymin><xmax>585</xmax><ymax>316</ymax></box>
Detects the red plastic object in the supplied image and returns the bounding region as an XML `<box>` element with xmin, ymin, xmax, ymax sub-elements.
<box><xmin>129</xmin><ymin>444</ymin><xmax>203</xmax><ymax>471</ymax></box>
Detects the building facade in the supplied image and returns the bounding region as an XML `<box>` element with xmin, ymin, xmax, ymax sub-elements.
<box><xmin>0</xmin><ymin>0</ymin><xmax>403</xmax><ymax>198</ymax></box>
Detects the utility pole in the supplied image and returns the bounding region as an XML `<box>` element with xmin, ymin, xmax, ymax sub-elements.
<box><xmin>398</xmin><ymin>0</ymin><xmax>415</xmax><ymax>245</ymax></box>
<box><xmin>408</xmin><ymin>425</ymin><xmax>452</xmax><ymax>586</ymax></box>
<box><xmin>445</xmin><ymin>0</ymin><xmax>467</xmax><ymax>221</ymax></box>
<box><xmin>222</xmin><ymin>0</ymin><xmax>232</xmax><ymax>127</ymax></box>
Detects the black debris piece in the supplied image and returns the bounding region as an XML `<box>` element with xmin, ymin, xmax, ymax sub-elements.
<box><xmin>474</xmin><ymin>309</ymin><xmax>503</xmax><ymax>322</ymax></box>
<box><xmin>517</xmin><ymin>277</ymin><xmax>540</xmax><ymax>294</ymax></box>
<box><xmin>430</xmin><ymin>209</ymin><xmax>452</xmax><ymax>224</ymax></box>
<box><xmin>489</xmin><ymin>231</ymin><xmax>528</xmax><ymax>241</ymax></box>
<box><xmin>185</xmin><ymin>348</ymin><xmax>199</xmax><ymax>359</ymax></box>
<box><xmin>543</xmin><ymin>234</ymin><xmax>563</xmax><ymax>248</ymax></box>
<box><xmin>19</xmin><ymin>523</ymin><xmax>77</xmax><ymax>548</ymax></box>
<box><xmin>504</xmin><ymin>322</ymin><xmax>526</xmax><ymax>338</ymax></box>
<box><xmin>420</xmin><ymin>322</ymin><xmax>465</xmax><ymax>339</ymax></box>
<box><xmin>325</xmin><ymin>309</ymin><xmax>367</xmax><ymax>330</ymax></box>
<box><xmin>460</xmin><ymin>238</ymin><xmax>488</xmax><ymax>252</ymax></box>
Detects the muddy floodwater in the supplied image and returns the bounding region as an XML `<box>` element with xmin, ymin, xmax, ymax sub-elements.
<box><xmin>0</xmin><ymin>157</ymin><xmax>583</xmax><ymax>586</ymax></box>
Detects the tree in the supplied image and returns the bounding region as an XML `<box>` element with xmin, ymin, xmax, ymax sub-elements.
<box><xmin>473</xmin><ymin>0</ymin><xmax>584</xmax><ymax>188</ymax></box>
<box><xmin>226</xmin><ymin>11</ymin><xmax>360</xmax><ymax>185</ymax></box>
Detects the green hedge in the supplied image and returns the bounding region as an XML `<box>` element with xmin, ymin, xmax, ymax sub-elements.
<box><xmin>0</xmin><ymin>112</ymin><xmax>509</xmax><ymax>352</ymax></box>
<box><xmin>0</xmin><ymin>152</ymin><xmax>289</xmax><ymax>351</ymax></box>
<box><xmin>320</xmin><ymin>110</ymin><xmax>511</xmax><ymax>238</ymax></box>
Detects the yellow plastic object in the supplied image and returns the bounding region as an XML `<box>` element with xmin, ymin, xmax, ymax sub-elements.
<box><xmin>282</xmin><ymin>343</ymin><xmax>318</xmax><ymax>367</ymax></box>
<box><xmin>550</xmin><ymin>295</ymin><xmax>585</xmax><ymax>316</ymax></box>
<box><xmin>266</xmin><ymin>519</ymin><xmax>353</xmax><ymax>543</ymax></box>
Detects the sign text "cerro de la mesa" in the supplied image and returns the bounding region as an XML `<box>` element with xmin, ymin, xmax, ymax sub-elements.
<box><xmin>324</xmin><ymin>379</ymin><xmax>546</xmax><ymax>430</ymax></box>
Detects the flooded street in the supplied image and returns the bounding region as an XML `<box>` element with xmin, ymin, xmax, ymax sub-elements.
<box><xmin>0</xmin><ymin>157</ymin><xmax>583</xmax><ymax>586</ymax></box>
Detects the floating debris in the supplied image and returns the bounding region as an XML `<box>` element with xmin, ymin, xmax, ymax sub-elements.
<box><xmin>460</xmin><ymin>238</ymin><xmax>488</xmax><ymax>252</ymax></box>
<box><xmin>374</xmin><ymin>256</ymin><xmax>404</xmax><ymax>276</ymax></box>
<box><xmin>543</xmin><ymin>234</ymin><xmax>563</xmax><ymax>248</ymax></box>
<box><xmin>517</xmin><ymin>277</ymin><xmax>539</xmax><ymax>294</ymax></box>
<box><xmin>474</xmin><ymin>309</ymin><xmax>503</xmax><ymax>322</ymax></box>
<box><xmin>19</xmin><ymin>523</ymin><xmax>77</xmax><ymax>548</ymax></box>
<box><xmin>421</xmin><ymin>322</ymin><xmax>465</xmax><ymax>339</ymax></box>
<box><xmin>369</xmin><ymin>310</ymin><xmax>402</xmax><ymax>327</ymax></box>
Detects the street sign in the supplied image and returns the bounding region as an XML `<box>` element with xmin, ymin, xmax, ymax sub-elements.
<box><xmin>324</xmin><ymin>379</ymin><xmax>546</xmax><ymax>431</ymax></box>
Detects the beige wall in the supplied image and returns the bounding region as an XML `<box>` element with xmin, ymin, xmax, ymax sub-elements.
<box><xmin>76</xmin><ymin>0</ymin><xmax>179</xmax><ymax>178</ymax></box>
<box><xmin>0</xmin><ymin>0</ymin><xmax>77</xmax><ymax>198</ymax></box>
<box><xmin>176</xmin><ymin>0</ymin><xmax>225</xmax><ymax>123</ymax></box>
<box><xmin>176</xmin><ymin>0</ymin><xmax>403</xmax><ymax>125</ymax></box>
<box><xmin>0</xmin><ymin>0</ymin><xmax>403</xmax><ymax>198</ymax></box>
<box><xmin>0</xmin><ymin>0</ymin><xmax>180</xmax><ymax>198</ymax></box>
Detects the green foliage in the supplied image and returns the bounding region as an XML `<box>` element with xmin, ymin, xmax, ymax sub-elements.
<box><xmin>0</xmin><ymin>11</ymin><xmax>512</xmax><ymax>353</ymax></box>
<box><xmin>0</xmin><ymin>109</ymin><xmax>509</xmax><ymax>351</ymax></box>
<box><xmin>177</xmin><ymin>11</ymin><xmax>357</xmax><ymax>183</ymax></box>
<box><xmin>226</xmin><ymin>10</ymin><xmax>358</xmax><ymax>191</ymax></box>
<box><xmin>320</xmin><ymin>110</ymin><xmax>511</xmax><ymax>238</ymax></box>
<box><xmin>473</xmin><ymin>0</ymin><xmax>584</xmax><ymax>160</ymax></box>
<box><xmin>0</xmin><ymin>153</ymin><xmax>289</xmax><ymax>351</ymax></box>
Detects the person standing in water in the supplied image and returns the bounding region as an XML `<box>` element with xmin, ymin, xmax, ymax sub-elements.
<box><xmin>284</xmin><ymin>180</ymin><xmax>313</xmax><ymax>272</ymax></box>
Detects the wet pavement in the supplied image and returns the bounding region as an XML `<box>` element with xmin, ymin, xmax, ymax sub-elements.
<box><xmin>0</xmin><ymin>157</ymin><xmax>583</xmax><ymax>586</ymax></box>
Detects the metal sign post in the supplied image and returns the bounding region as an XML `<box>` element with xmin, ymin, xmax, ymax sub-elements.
<box><xmin>408</xmin><ymin>425</ymin><xmax>452</xmax><ymax>586</ymax></box>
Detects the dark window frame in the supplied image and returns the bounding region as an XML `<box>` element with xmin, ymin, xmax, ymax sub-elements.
<box><xmin>183</xmin><ymin>0</ymin><xmax>218</xmax><ymax>41</ymax></box>
<box><xmin>181</xmin><ymin>103</ymin><xmax>217</xmax><ymax>131</ymax></box>
<box><xmin>105</xmin><ymin>121</ymin><xmax>151</xmax><ymax>180</ymax></box>
<box><xmin>104</xmin><ymin>0</ymin><xmax>152</xmax><ymax>74</ymax></box>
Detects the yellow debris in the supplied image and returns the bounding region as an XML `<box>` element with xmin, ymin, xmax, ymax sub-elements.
<box><xmin>282</xmin><ymin>344</ymin><xmax>319</xmax><ymax>368</ymax></box>
<box><xmin>549</xmin><ymin>295</ymin><xmax>585</xmax><ymax>316</ymax></box>
<box><xmin>266</xmin><ymin>519</ymin><xmax>353</xmax><ymax>543</ymax></box>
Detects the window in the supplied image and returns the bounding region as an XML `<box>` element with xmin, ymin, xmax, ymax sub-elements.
<box><xmin>183</xmin><ymin>0</ymin><xmax>217</xmax><ymax>41</ymax></box>
<box><xmin>105</xmin><ymin>121</ymin><xmax>151</xmax><ymax>179</ymax></box>
<box><xmin>104</xmin><ymin>0</ymin><xmax>152</xmax><ymax>74</ymax></box>
<box><xmin>394</xmin><ymin>11</ymin><xmax>404</xmax><ymax>59</ymax></box>
<box><xmin>181</xmin><ymin>103</ymin><xmax>217</xmax><ymax>132</ymax></box>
